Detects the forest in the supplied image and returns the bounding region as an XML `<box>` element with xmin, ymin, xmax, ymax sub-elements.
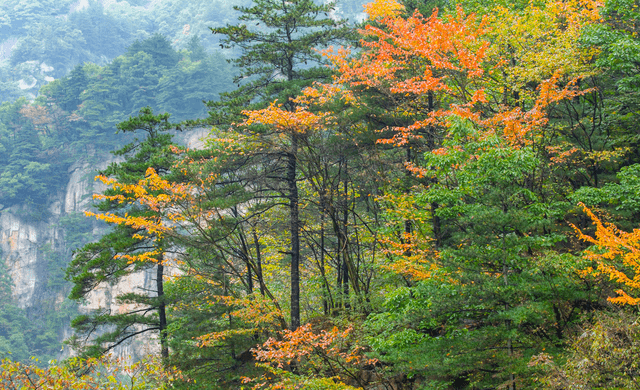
<box><xmin>2</xmin><ymin>0</ymin><xmax>640</xmax><ymax>388</ymax></box>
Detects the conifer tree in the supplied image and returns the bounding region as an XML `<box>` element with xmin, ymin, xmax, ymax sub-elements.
<box><xmin>207</xmin><ymin>0</ymin><xmax>351</xmax><ymax>330</ymax></box>
<box><xmin>66</xmin><ymin>107</ymin><xmax>179</xmax><ymax>358</ymax></box>
<box><xmin>208</xmin><ymin>0</ymin><xmax>351</xmax><ymax>123</ymax></box>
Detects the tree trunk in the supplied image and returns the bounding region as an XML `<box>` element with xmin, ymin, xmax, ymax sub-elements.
<box><xmin>341</xmin><ymin>178</ymin><xmax>350</xmax><ymax>309</ymax></box>
<box><xmin>320</xmin><ymin>194</ymin><xmax>330</xmax><ymax>315</ymax></box>
<box><xmin>432</xmin><ymin>202</ymin><xmax>442</xmax><ymax>249</ymax></box>
<box><xmin>253</xmin><ymin>229</ymin><xmax>265</xmax><ymax>296</ymax></box>
<box><xmin>288</xmin><ymin>132</ymin><xmax>301</xmax><ymax>330</ymax></box>
<box><xmin>157</xmin><ymin>259</ymin><xmax>168</xmax><ymax>359</ymax></box>
<box><xmin>239</xmin><ymin>229</ymin><xmax>253</xmax><ymax>293</ymax></box>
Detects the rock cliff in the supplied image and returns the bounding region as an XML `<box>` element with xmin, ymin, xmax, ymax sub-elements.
<box><xmin>0</xmin><ymin>128</ymin><xmax>207</xmax><ymax>362</ymax></box>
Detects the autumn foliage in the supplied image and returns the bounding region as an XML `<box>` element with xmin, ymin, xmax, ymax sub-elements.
<box><xmin>51</xmin><ymin>0</ymin><xmax>640</xmax><ymax>387</ymax></box>
<box><xmin>575</xmin><ymin>203</ymin><xmax>640</xmax><ymax>305</ymax></box>
<box><xmin>0</xmin><ymin>355</ymin><xmax>181</xmax><ymax>390</ymax></box>
<box><xmin>246</xmin><ymin>323</ymin><xmax>377</xmax><ymax>390</ymax></box>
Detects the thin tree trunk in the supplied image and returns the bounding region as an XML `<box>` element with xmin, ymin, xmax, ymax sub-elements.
<box><xmin>320</xmin><ymin>195</ymin><xmax>329</xmax><ymax>315</ymax></box>
<box><xmin>336</xmin><ymin>244</ymin><xmax>343</xmax><ymax>311</ymax></box>
<box><xmin>239</xmin><ymin>230</ymin><xmax>253</xmax><ymax>293</ymax></box>
<box><xmin>342</xmin><ymin>177</ymin><xmax>350</xmax><ymax>309</ymax></box>
<box><xmin>156</xmin><ymin>258</ymin><xmax>168</xmax><ymax>359</ymax></box>
<box><xmin>503</xmin><ymin>229</ymin><xmax>515</xmax><ymax>390</ymax></box>
<box><xmin>288</xmin><ymin>132</ymin><xmax>301</xmax><ymax>330</ymax></box>
<box><xmin>253</xmin><ymin>229</ymin><xmax>265</xmax><ymax>296</ymax></box>
<box><xmin>432</xmin><ymin>202</ymin><xmax>441</xmax><ymax>249</ymax></box>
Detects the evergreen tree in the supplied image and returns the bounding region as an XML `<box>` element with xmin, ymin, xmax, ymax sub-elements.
<box><xmin>44</xmin><ymin>64</ymin><xmax>89</xmax><ymax>114</ymax></box>
<box><xmin>207</xmin><ymin>0</ymin><xmax>351</xmax><ymax>330</ymax></box>
<box><xmin>157</xmin><ymin>37</ymin><xmax>234</xmax><ymax>121</ymax></box>
<box><xmin>126</xmin><ymin>34</ymin><xmax>181</xmax><ymax>70</ymax></box>
<box><xmin>68</xmin><ymin>0</ymin><xmax>132</xmax><ymax>61</ymax></box>
<box><xmin>0</xmin><ymin>98</ymin><xmax>63</xmax><ymax>206</ymax></box>
<box><xmin>208</xmin><ymin>0</ymin><xmax>352</xmax><ymax>123</ymax></box>
<box><xmin>66</xmin><ymin>107</ymin><xmax>179</xmax><ymax>359</ymax></box>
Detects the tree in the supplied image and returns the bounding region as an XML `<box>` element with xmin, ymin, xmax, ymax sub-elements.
<box><xmin>534</xmin><ymin>311</ymin><xmax>640</xmax><ymax>389</ymax></box>
<box><xmin>574</xmin><ymin>200</ymin><xmax>640</xmax><ymax>305</ymax></box>
<box><xmin>318</xmin><ymin>0</ymin><xmax>606</xmax><ymax>387</ymax></box>
<box><xmin>67</xmin><ymin>0</ymin><xmax>132</xmax><ymax>61</ymax></box>
<box><xmin>365</xmin><ymin>119</ymin><xmax>595</xmax><ymax>388</ymax></box>
<box><xmin>157</xmin><ymin>37</ymin><xmax>235</xmax><ymax>121</ymax></box>
<box><xmin>208</xmin><ymin>0</ymin><xmax>351</xmax><ymax>123</ymax></box>
<box><xmin>66</xmin><ymin>107</ymin><xmax>179</xmax><ymax>359</ymax></box>
<box><xmin>248</xmin><ymin>323</ymin><xmax>377</xmax><ymax>389</ymax></box>
<box><xmin>126</xmin><ymin>34</ymin><xmax>181</xmax><ymax>70</ymax></box>
<box><xmin>9</xmin><ymin>18</ymin><xmax>89</xmax><ymax>79</ymax></box>
<box><xmin>0</xmin><ymin>98</ymin><xmax>64</xmax><ymax>206</ymax></box>
<box><xmin>208</xmin><ymin>0</ymin><xmax>351</xmax><ymax>330</ymax></box>
<box><xmin>0</xmin><ymin>253</ymin><xmax>31</xmax><ymax>363</ymax></box>
<box><xmin>46</xmin><ymin>64</ymin><xmax>89</xmax><ymax>114</ymax></box>
<box><xmin>0</xmin><ymin>0</ymin><xmax>75</xmax><ymax>42</ymax></box>
<box><xmin>79</xmin><ymin>135</ymin><xmax>293</xmax><ymax>387</ymax></box>
<box><xmin>76</xmin><ymin>36</ymin><xmax>178</xmax><ymax>144</ymax></box>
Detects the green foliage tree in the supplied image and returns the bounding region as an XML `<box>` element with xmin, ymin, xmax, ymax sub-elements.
<box><xmin>0</xmin><ymin>0</ymin><xmax>75</xmax><ymax>41</ymax></box>
<box><xmin>67</xmin><ymin>0</ymin><xmax>133</xmax><ymax>61</ymax></box>
<box><xmin>208</xmin><ymin>0</ymin><xmax>352</xmax><ymax>331</ymax></box>
<box><xmin>366</xmin><ymin>120</ymin><xmax>603</xmax><ymax>389</ymax></box>
<box><xmin>0</xmin><ymin>244</ymin><xmax>77</xmax><ymax>365</ymax></box>
<box><xmin>66</xmin><ymin>107</ymin><xmax>180</xmax><ymax>359</ymax></box>
<box><xmin>535</xmin><ymin>311</ymin><xmax>640</xmax><ymax>389</ymax></box>
<box><xmin>126</xmin><ymin>34</ymin><xmax>181</xmax><ymax>70</ymax></box>
<box><xmin>9</xmin><ymin>18</ymin><xmax>89</xmax><ymax>79</ymax></box>
<box><xmin>0</xmin><ymin>66</ymin><xmax>28</xmax><ymax>105</ymax></box>
<box><xmin>208</xmin><ymin>0</ymin><xmax>352</xmax><ymax>123</ymax></box>
<box><xmin>0</xmin><ymin>253</ymin><xmax>30</xmax><ymax>362</ymax></box>
<box><xmin>0</xmin><ymin>98</ymin><xmax>64</xmax><ymax>206</ymax></box>
<box><xmin>43</xmin><ymin>64</ymin><xmax>89</xmax><ymax>114</ymax></box>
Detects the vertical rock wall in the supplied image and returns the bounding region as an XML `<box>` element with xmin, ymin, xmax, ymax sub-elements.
<box><xmin>0</xmin><ymin>129</ymin><xmax>207</xmax><ymax>362</ymax></box>
<box><xmin>0</xmin><ymin>154</ymin><xmax>157</xmax><ymax>361</ymax></box>
<box><xmin>1</xmin><ymin>213</ymin><xmax>42</xmax><ymax>309</ymax></box>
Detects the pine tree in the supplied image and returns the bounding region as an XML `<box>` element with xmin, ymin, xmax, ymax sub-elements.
<box><xmin>208</xmin><ymin>0</ymin><xmax>352</xmax><ymax>124</ymax></box>
<box><xmin>66</xmin><ymin>107</ymin><xmax>179</xmax><ymax>358</ymax></box>
<box><xmin>207</xmin><ymin>0</ymin><xmax>351</xmax><ymax>330</ymax></box>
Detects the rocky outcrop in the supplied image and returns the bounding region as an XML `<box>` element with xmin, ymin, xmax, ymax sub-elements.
<box><xmin>0</xmin><ymin>154</ymin><xmax>120</xmax><ymax>357</ymax></box>
<box><xmin>1</xmin><ymin>212</ymin><xmax>42</xmax><ymax>309</ymax></box>
<box><xmin>0</xmin><ymin>156</ymin><xmax>116</xmax><ymax>310</ymax></box>
<box><xmin>0</xmin><ymin>127</ymin><xmax>207</xmax><ymax>362</ymax></box>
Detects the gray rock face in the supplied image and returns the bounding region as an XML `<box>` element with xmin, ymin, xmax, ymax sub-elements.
<box><xmin>0</xmin><ymin>154</ymin><xmax>148</xmax><ymax>361</ymax></box>
<box><xmin>1</xmin><ymin>213</ymin><xmax>41</xmax><ymax>309</ymax></box>
<box><xmin>0</xmin><ymin>129</ymin><xmax>206</xmax><ymax>362</ymax></box>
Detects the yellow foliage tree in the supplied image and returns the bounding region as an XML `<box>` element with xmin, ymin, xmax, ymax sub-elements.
<box><xmin>575</xmin><ymin>203</ymin><xmax>640</xmax><ymax>305</ymax></box>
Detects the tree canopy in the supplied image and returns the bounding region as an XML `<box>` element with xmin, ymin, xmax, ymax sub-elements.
<box><xmin>4</xmin><ymin>0</ymin><xmax>640</xmax><ymax>389</ymax></box>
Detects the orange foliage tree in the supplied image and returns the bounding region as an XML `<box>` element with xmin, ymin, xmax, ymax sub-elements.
<box><xmin>245</xmin><ymin>323</ymin><xmax>378</xmax><ymax>390</ymax></box>
<box><xmin>313</xmin><ymin>0</ymin><xmax>601</xmax><ymax>282</ymax></box>
<box><xmin>575</xmin><ymin>203</ymin><xmax>640</xmax><ymax>305</ymax></box>
<box><xmin>66</xmin><ymin>108</ymin><xmax>180</xmax><ymax>359</ymax></box>
<box><xmin>86</xmin><ymin>136</ymin><xmax>291</xmax><ymax>361</ymax></box>
<box><xmin>239</xmin><ymin>101</ymin><xmax>329</xmax><ymax>331</ymax></box>
<box><xmin>327</xmin><ymin>0</ymin><xmax>598</xmax><ymax>149</ymax></box>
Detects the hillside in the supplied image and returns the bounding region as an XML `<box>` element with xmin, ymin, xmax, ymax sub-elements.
<box><xmin>3</xmin><ymin>0</ymin><xmax>640</xmax><ymax>389</ymax></box>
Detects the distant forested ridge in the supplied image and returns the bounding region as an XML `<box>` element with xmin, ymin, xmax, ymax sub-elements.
<box><xmin>0</xmin><ymin>0</ymin><xmax>241</xmax><ymax>366</ymax></box>
<box><xmin>0</xmin><ymin>33</ymin><xmax>233</xmax><ymax>207</ymax></box>
<box><xmin>0</xmin><ymin>0</ymin><xmax>251</xmax><ymax>207</ymax></box>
